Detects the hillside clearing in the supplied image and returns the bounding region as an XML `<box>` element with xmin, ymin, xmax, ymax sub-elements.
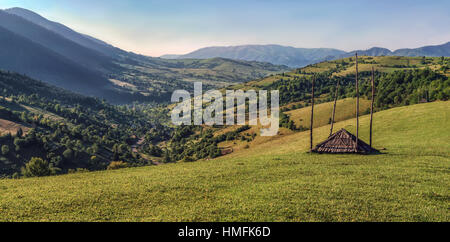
<box><xmin>0</xmin><ymin>119</ymin><xmax>29</xmax><ymax>136</ymax></box>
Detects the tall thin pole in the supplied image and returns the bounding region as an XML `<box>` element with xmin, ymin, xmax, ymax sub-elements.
<box><xmin>310</xmin><ymin>76</ymin><xmax>315</xmax><ymax>151</ymax></box>
<box><xmin>330</xmin><ymin>79</ymin><xmax>339</xmax><ymax>137</ymax></box>
<box><xmin>370</xmin><ymin>66</ymin><xmax>375</xmax><ymax>148</ymax></box>
<box><xmin>355</xmin><ymin>53</ymin><xmax>359</xmax><ymax>151</ymax></box>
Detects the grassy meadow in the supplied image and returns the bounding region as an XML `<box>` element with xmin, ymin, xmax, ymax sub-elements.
<box><xmin>0</xmin><ymin>101</ymin><xmax>448</xmax><ymax>221</ymax></box>
<box><xmin>285</xmin><ymin>97</ymin><xmax>372</xmax><ymax>129</ymax></box>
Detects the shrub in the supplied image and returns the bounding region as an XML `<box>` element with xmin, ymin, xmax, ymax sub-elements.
<box><xmin>1</xmin><ymin>145</ymin><xmax>9</xmax><ymax>156</ymax></box>
<box><xmin>181</xmin><ymin>156</ymin><xmax>195</xmax><ymax>162</ymax></box>
<box><xmin>68</xmin><ymin>168</ymin><xmax>89</xmax><ymax>174</ymax></box>
<box><xmin>0</xmin><ymin>157</ymin><xmax>9</xmax><ymax>164</ymax></box>
<box><xmin>21</xmin><ymin>157</ymin><xmax>51</xmax><ymax>177</ymax></box>
<box><xmin>107</xmin><ymin>161</ymin><xmax>129</xmax><ymax>170</ymax></box>
<box><xmin>62</xmin><ymin>149</ymin><xmax>73</xmax><ymax>160</ymax></box>
<box><xmin>12</xmin><ymin>172</ymin><xmax>20</xmax><ymax>179</ymax></box>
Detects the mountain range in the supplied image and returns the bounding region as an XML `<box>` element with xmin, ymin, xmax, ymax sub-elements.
<box><xmin>162</xmin><ymin>45</ymin><xmax>346</xmax><ymax>68</ymax></box>
<box><xmin>161</xmin><ymin>42</ymin><xmax>450</xmax><ymax>67</ymax></box>
<box><xmin>0</xmin><ymin>7</ymin><xmax>288</xmax><ymax>103</ymax></box>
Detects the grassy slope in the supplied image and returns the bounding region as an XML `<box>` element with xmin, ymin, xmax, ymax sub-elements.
<box><xmin>0</xmin><ymin>101</ymin><xmax>449</xmax><ymax>221</ymax></box>
<box><xmin>286</xmin><ymin>97</ymin><xmax>371</xmax><ymax>129</ymax></box>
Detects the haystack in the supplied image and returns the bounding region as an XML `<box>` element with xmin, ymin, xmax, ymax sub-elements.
<box><xmin>312</xmin><ymin>128</ymin><xmax>378</xmax><ymax>154</ymax></box>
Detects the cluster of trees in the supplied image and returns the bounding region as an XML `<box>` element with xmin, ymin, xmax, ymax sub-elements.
<box><xmin>267</xmin><ymin>71</ymin><xmax>357</xmax><ymax>105</ymax></box>
<box><xmin>161</xmin><ymin>125</ymin><xmax>252</xmax><ymax>163</ymax></box>
<box><xmin>279</xmin><ymin>112</ymin><xmax>296</xmax><ymax>131</ymax></box>
<box><xmin>279</xmin><ymin>112</ymin><xmax>307</xmax><ymax>131</ymax></box>
<box><xmin>0</xmin><ymin>102</ymin><xmax>149</xmax><ymax>177</ymax></box>
<box><xmin>375</xmin><ymin>69</ymin><xmax>449</xmax><ymax>108</ymax></box>
<box><xmin>267</xmin><ymin>68</ymin><xmax>448</xmax><ymax>109</ymax></box>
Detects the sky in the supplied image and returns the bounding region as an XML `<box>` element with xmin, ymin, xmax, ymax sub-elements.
<box><xmin>1</xmin><ymin>0</ymin><xmax>449</xmax><ymax>57</ymax></box>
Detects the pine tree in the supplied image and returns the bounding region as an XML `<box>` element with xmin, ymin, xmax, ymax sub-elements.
<box><xmin>16</xmin><ymin>128</ymin><xmax>23</xmax><ymax>138</ymax></box>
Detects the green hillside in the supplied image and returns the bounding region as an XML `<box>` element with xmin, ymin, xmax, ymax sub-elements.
<box><xmin>235</xmin><ymin>56</ymin><xmax>450</xmax><ymax>91</ymax></box>
<box><xmin>0</xmin><ymin>101</ymin><xmax>448</xmax><ymax>221</ymax></box>
<box><xmin>0</xmin><ymin>71</ymin><xmax>155</xmax><ymax>176</ymax></box>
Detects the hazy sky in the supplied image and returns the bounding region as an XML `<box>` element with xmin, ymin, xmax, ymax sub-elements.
<box><xmin>1</xmin><ymin>0</ymin><xmax>449</xmax><ymax>56</ymax></box>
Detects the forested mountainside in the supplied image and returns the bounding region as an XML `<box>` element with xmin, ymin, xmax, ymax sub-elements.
<box><xmin>4</xmin><ymin>7</ymin><xmax>128</xmax><ymax>58</ymax></box>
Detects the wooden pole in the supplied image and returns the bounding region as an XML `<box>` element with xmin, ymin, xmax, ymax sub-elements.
<box><xmin>370</xmin><ymin>66</ymin><xmax>375</xmax><ymax>148</ymax></box>
<box><xmin>330</xmin><ymin>79</ymin><xmax>339</xmax><ymax>137</ymax></box>
<box><xmin>355</xmin><ymin>53</ymin><xmax>359</xmax><ymax>151</ymax></box>
<box><xmin>310</xmin><ymin>76</ymin><xmax>315</xmax><ymax>151</ymax></box>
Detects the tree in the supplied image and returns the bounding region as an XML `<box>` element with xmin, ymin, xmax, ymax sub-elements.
<box><xmin>87</xmin><ymin>144</ymin><xmax>99</xmax><ymax>155</ymax></box>
<box><xmin>13</xmin><ymin>137</ymin><xmax>25</xmax><ymax>152</ymax></box>
<box><xmin>16</xmin><ymin>128</ymin><xmax>23</xmax><ymax>138</ymax></box>
<box><xmin>163</xmin><ymin>149</ymin><xmax>172</xmax><ymax>163</ymax></box>
<box><xmin>63</xmin><ymin>149</ymin><xmax>73</xmax><ymax>160</ymax></box>
<box><xmin>21</xmin><ymin>157</ymin><xmax>51</xmax><ymax>177</ymax></box>
<box><xmin>1</xmin><ymin>145</ymin><xmax>9</xmax><ymax>156</ymax></box>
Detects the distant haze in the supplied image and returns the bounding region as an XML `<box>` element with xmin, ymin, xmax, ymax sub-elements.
<box><xmin>1</xmin><ymin>0</ymin><xmax>449</xmax><ymax>56</ymax></box>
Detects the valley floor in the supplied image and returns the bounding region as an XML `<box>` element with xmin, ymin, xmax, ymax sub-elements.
<box><xmin>0</xmin><ymin>101</ymin><xmax>449</xmax><ymax>221</ymax></box>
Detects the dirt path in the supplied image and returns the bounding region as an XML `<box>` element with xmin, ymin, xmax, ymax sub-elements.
<box><xmin>131</xmin><ymin>136</ymin><xmax>145</xmax><ymax>153</ymax></box>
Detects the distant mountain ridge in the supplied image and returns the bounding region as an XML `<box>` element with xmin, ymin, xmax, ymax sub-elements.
<box><xmin>161</xmin><ymin>45</ymin><xmax>347</xmax><ymax>67</ymax></box>
<box><xmin>340</xmin><ymin>42</ymin><xmax>450</xmax><ymax>58</ymax></box>
<box><xmin>393</xmin><ymin>42</ymin><xmax>450</xmax><ymax>57</ymax></box>
<box><xmin>162</xmin><ymin>42</ymin><xmax>450</xmax><ymax>67</ymax></box>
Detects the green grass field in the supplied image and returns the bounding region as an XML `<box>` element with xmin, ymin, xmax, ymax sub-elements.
<box><xmin>285</xmin><ymin>97</ymin><xmax>372</xmax><ymax>129</ymax></box>
<box><xmin>0</xmin><ymin>101</ymin><xmax>448</xmax><ymax>221</ymax></box>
